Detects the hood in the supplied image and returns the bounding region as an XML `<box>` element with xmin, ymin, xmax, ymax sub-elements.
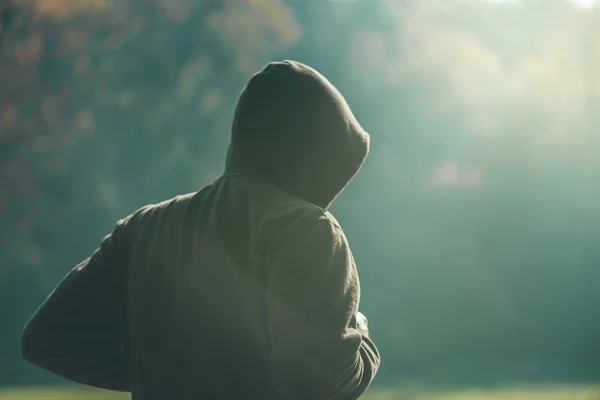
<box><xmin>225</xmin><ymin>60</ymin><xmax>370</xmax><ymax>209</ymax></box>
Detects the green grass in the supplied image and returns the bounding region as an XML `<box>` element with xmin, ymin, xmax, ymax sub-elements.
<box><xmin>1</xmin><ymin>383</ymin><xmax>600</xmax><ymax>400</ymax></box>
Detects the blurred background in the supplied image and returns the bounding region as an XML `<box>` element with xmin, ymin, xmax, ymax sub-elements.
<box><xmin>1</xmin><ymin>0</ymin><xmax>600</xmax><ymax>398</ymax></box>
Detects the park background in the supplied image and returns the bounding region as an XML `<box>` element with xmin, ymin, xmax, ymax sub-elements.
<box><xmin>1</xmin><ymin>0</ymin><xmax>600</xmax><ymax>398</ymax></box>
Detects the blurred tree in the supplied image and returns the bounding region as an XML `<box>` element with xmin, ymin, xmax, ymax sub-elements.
<box><xmin>0</xmin><ymin>0</ymin><xmax>300</xmax><ymax>283</ymax></box>
<box><xmin>0</xmin><ymin>0</ymin><xmax>300</xmax><ymax>385</ymax></box>
<box><xmin>1</xmin><ymin>0</ymin><xmax>600</xmax><ymax>388</ymax></box>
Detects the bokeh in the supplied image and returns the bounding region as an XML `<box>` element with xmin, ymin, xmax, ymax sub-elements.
<box><xmin>1</xmin><ymin>0</ymin><xmax>599</xmax><ymax>397</ymax></box>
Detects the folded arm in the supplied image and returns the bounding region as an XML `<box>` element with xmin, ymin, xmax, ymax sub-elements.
<box><xmin>20</xmin><ymin>217</ymin><xmax>132</xmax><ymax>391</ymax></box>
<box><xmin>267</xmin><ymin>214</ymin><xmax>380</xmax><ymax>400</ymax></box>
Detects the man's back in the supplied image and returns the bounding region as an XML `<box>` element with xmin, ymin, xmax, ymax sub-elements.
<box><xmin>124</xmin><ymin>174</ymin><xmax>376</xmax><ymax>399</ymax></box>
<box><xmin>21</xmin><ymin>60</ymin><xmax>381</xmax><ymax>399</ymax></box>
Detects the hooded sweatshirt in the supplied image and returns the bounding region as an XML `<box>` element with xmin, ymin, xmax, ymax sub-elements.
<box><xmin>20</xmin><ymin>60</ymin><xmax>381</xmax><ymax>400</ymax></box>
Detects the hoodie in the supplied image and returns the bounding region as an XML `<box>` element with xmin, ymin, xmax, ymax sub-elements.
<box><xmin>20</xmin><ymin>60</ymin><xmax>381</xmax><ymax>400</ymax></box>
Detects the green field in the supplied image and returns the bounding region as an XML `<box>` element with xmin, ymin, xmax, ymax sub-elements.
<box><xmin>1</xmin><ymin>384</ymin><xmax>600</xmax><ymax>400</ymax></box>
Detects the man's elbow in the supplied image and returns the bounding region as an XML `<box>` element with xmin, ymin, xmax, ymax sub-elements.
<box><xmin>336</xmin><ymin>346</ymin><xmax>379</xmax><ymax>400</ymax></box>
<box><xmin>20</xmin><ymin>317</ymin><xmax>61</xmax><ymax>372</ymax></box>
<box><xmin>357</xmin><ymin>341</ymin><xmax>380</xmax><ymax>388</ymax></box>
<box><xmin>20</xmin><ymin>330</ymin><xmax>39</xmax><ymax>366</ymax></box>
<box><xmin>325</xmin><ymin>339</ymin><xmax>380</xmax><ymax>399</ymax></box>
<box><xmin>20</xmin><ymin>322</ymin><xmax>46</xmax><ymax>366</ymax></box>
<box><xmin>321</xmin><ymin>351</ymin><xmax>378</xmax><ymax>400</ymax></box>
<box><xmin>273</xmin><ymin>345</ymin><xmax>379</xmax><ymax>400</ymax></box>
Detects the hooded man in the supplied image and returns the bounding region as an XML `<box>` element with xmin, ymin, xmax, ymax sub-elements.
<box><xmin>20</xmin><ymin>60</ymin><xmax>381</xmax><ymax>399</ymax></box>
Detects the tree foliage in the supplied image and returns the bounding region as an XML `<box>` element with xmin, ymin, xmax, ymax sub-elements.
<box><xmin>0</xmin><ymin>0</ymin><xmax>300</xmax><ymax>283</ymax></box>
<box><xmin>2</xmin><ymin>0</ymin><xmax>600</xmax><ymax>388</ymax></box>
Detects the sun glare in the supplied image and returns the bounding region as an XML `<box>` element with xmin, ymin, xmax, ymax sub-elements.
<box><xmin>485</xmin><ymin>0</ymin><xmax>599</xmax><ymax>8</ymax></box>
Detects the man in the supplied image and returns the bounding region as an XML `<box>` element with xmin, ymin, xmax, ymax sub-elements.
<box><xmin>20</xmin><ymin>60</ymin><xmax>381</xmax><ymax>399</ymax></box>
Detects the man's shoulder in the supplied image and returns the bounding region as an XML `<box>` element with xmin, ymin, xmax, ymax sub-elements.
<box><xmin>110</xmin><ymin>191</ymin><xmax>203</xmax><ymax>255</ymax></box>
<box><xmin>261</xmin><ymin>199</ymin><xmax>348</xmax><ymax>250</ymax></box>
<box><xmin>322</xmin><ymin>210</ymin><xmax>343</xmax><ymax>232</ymax></box>
<box><xmin>116</xmin><ymin>192</ymin><xmax>199</xmax><ymax>229</ymax></box>
<box><xmin>223</xmin><ymin>174</ymin><xmax>342</xmax><ymax>231</ymax></box>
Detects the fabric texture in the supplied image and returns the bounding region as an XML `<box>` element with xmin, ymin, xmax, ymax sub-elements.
<box><xmin>21</xmin><ymin>60</ymin><xmax>380</xmax><ymax>400</ymax></box>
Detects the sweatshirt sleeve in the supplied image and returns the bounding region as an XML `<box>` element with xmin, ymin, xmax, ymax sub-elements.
<box><xmin>20</xmin><ymin>216</ymin><xmax>133</xmax><ymax>392</ymax></box>
<box><xmin>266</xmin><ymin>214</ymin><xmax>380</xmax><ymax>400</ymax></box>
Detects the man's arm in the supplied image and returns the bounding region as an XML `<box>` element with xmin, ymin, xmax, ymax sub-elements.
<box><xmin>20</xmin><ymin>217</ymin><xmax>133</xmax><ymax>392</ymax></box>
<box><xmin>267</xmin><ymin>215</ymin><xmax>380</xmax><ymax>400</ymax></box>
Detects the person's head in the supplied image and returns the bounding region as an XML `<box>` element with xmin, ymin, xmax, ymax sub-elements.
<box><xmin>226</xmin><ymin>60</ymin><xmax>370</xmax><ymax>209</ymax></box>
